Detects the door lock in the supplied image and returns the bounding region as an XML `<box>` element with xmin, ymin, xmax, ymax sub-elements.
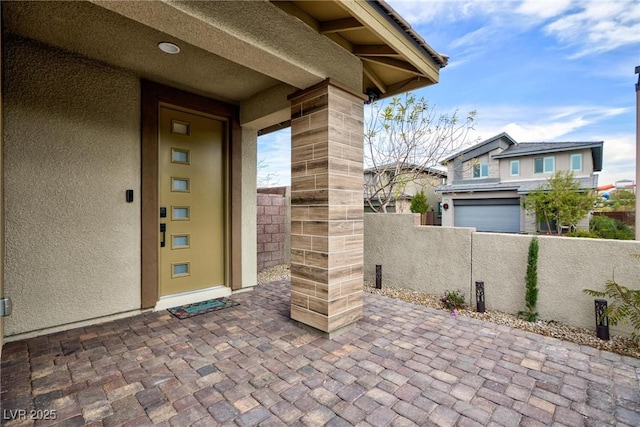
<box><xmin>160</xmin><ymin>223</ymin><xmax>166</xmax><ymax>247</ymax></box>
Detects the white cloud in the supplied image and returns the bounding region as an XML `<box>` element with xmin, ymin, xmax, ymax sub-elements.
<box><xmin>449</xmin><ymin>26</ymin><xmax>495</xmax><ymax>49</ymax></box>
<box><xmin>457</xmin><ymin>104</ymin><xmax>627</xmax><ymax>152</ymax></box>
<box><xmin>515</xmin><ymin>0</ymin><xmax>572</xmax><ymax>19</ymax></box>
<box><xmin>596</xmin><ymin>133</ymin><xmax>636</xmax><ymax>186</ymax></box>
<box><xmin>501</xmin><ymin>117</ymin><xmax>591</xmax><ymax>141</ymax></box>
<box><xmin>544</xmin><ymin>1</ymin><xmax>640</xmax><ymax>58</ymax></box>
<box><xmin>384</xmin><ymin>1</ymin><xmax>499</xmax><ymax>25</ymax></box>
<box><xmin>389</xmin><ymin>0</ymin><xmax>640</xmax><ymax>59</ymax></box>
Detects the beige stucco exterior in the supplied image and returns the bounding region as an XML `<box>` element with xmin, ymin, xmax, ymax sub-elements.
<box><xmin>3</xmin><ymin>37</ymin><xmax>142</xmax><ymax>335</ymax></box>
<box><xmin>500</xmin><ymin>148</ymin><xmax>595</xmax><ymax>181</ymax></box>
<box><xmin>455</xmin><ymin>148</ymin><xmax>503</xmax><ymax>181</ymax></box>
<box><xmin>365</xmin><ymin>214</ymin><xmax>473</xmax><ymax>296</ymax></box>
<box><xmin>365</xmin><ymin>213</ymin><xmax>639</xmax><ymax>336</ymax></box>
<box><xmin>241</xmin><ymin>129</ymin><xmax>259</xmax><ymax>289</ymax></box>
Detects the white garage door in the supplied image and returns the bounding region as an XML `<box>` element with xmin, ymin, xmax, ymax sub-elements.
<box><xmin>454</xmin><ymin>199</ymin><xmax>521</xmax><ymax>233</ymax></box>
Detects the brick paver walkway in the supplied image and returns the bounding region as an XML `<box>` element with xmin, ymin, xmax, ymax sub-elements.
<box><xmin>1</xmin><ymin>280</ymin><xmax>639</xmax><ymax>426</ymax></box>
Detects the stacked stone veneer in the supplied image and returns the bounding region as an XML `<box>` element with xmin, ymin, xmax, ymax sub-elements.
<box><xmin>288</xmin><ymin>79</ymin><xmax>365</xmax><ymax>335</ymax></box>
<box><xmin>257</xmin><ymin>187</ymin><xmax>289</xmax><ymax>272</ymax></box>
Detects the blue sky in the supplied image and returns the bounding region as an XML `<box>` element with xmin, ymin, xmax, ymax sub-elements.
<box><xmin>258</xmin><ymin>0</ymin><xmax>639</xmax><ymax>187</ymax></box>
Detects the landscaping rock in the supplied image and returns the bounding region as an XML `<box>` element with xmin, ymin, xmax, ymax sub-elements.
<box><xmin>256</xmin><ymin>264</ymin><xmax>639</xmax><ymax>359</ymax></box>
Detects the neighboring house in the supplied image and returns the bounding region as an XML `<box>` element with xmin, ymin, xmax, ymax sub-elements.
<box><xmin>0</xmin><ymin>0</ymin><xmax>447</xmax><ymax>345</ymax></box>
<box><xmin>364</xmin><ymin>163</ymin><xmax>446</xmax><ymax>224</ymax></box>
<box><xmin>437</xmin><ymin>133</ymin><xmax>603</xmax><ymax>234</ymax></box>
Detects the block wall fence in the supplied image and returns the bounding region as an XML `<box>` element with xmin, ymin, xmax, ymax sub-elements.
<box><xmin>364</xmin><ymin>213</ymin><xmax>640</xmax><ymax>337</ymax></box>
<box><xmin>257</xmin><ymin>187</ymin><xmax>290</xmax><ymax>272</ymax></box>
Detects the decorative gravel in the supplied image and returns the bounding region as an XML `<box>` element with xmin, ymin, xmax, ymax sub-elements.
<box><xmin>257</xmin><ymin>264</ymin><xmax>291</xmax><ymax>285</ymax></box>
<box><xmin>257</xmin><ymin>264</ymin><xmax>640</xmax><ymax>359</ymax></box>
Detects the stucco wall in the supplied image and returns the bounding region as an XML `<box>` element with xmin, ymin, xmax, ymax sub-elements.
<box><xmin>365</xmin><ymin>214</ymin><xmax>472</xmax><ymax>297</ymax></box>
<box><xmin>3</xmin><ymin>37</ymin><xmax>141</xmax><ymax>335</ymax></box>
<box><xmin>504</xmin><ymin>149</ymin><xmax>595</xmax><ymax>181</ymax></box>
<box><xmin>474</xmin><ymin>232</ymin><xmax>638</xmax><ymax>335</ymax></box>
<box><xmin>240</xmin><ymin>129</ymin><xmax>258</xmax><ymax>289</ymax></box>
<box><xmin>365</xmin><ymin>213</ymin><xmax>640</xmax><ymax>335</ymax></box>
<box><xmin>460</xmin><ymin>148</ymin><xmax>501</xmax><ymax>180</ymax></box>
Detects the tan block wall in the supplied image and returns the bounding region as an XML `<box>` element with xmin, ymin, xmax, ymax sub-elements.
<box><xmin>3</xmin><ymin>37</ymin><xmax>141</xmax><ymax>336</ymax></box>
<box><xmin>290</xmin><ymin>81</ymin><xmax>364</xmax><ymax>333</ymax></box>
<box><xmin>365</xmin><ymin>213</ymin><xmax>640</xmax><ymax>336</ymax></box>
<box><xmin>257</xmin><ymin>187</ymin><xmax>290</xmax><ymax>271</ymax></box>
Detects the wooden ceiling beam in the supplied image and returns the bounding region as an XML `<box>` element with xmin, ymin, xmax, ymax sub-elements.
<box><xmin>325</xmin><ymin>33</ymin><xmax>354</xmax><ymax>52</ymax></box>
<box><xmin>353</xmin><ymin>45</ymin><xmax>397</xmax><ymax>57</ymax></box>
<box><xmin>363</xmin><ymin>62</ymin><xmax>387</xmax><ymax>94</ymax></box>
<box><xmin>361</xmin><ymin>56</ymin><xmax>422</xmax><ymax>76</ymax></box>
<box><xmin>319</xmin><ymin>17</ymin><xmax>364</xmax><ymax>33</ymax></box>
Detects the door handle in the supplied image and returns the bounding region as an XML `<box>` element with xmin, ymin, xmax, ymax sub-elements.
<box><xmin>160</xmin><ymin>223</ymin><xmax>166</xmax><ymax>247</ymax></box>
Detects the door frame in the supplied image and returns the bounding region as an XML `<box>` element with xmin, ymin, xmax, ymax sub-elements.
<box><xmin>141</xmin><ymin>80</ymin><xmax>242</xmax><ymax>309</ymax></box>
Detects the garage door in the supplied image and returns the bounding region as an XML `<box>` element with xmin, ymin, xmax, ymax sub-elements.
<box><xmin>454</xmin><ymin>199</ymin><xmax>521</xmax><ymax>233</ymax></box>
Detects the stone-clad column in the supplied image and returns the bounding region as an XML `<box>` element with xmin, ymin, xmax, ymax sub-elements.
<box><xmin>288</xmin><ymin>79</ymin><xmax>366</xmax><ymax>336</ymax></box>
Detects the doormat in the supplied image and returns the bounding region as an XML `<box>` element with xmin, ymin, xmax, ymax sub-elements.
<box><xmin>167</xmin><ymin>297</ymin><xmax>239</xmax><ymax>319</ymax></box>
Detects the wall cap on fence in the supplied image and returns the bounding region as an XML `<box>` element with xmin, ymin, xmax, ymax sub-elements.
<box><xmin>258</xmin><ymin>186</ymin><xmax>289</xmax><ymax>196</ymax></box>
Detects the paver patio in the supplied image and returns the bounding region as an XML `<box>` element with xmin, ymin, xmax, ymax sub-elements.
<box><xmin>1</xmin><ymin>279</ymin><xmax>639</xmax><ymax>426</ymax></box>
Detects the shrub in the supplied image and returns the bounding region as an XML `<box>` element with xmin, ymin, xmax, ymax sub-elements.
<box><xmin>584</xmin><ymin>280</ymin><xmax>640</xmax><ymax>345</ymax></box>
<box><xmin>410</xmin><ymin>190</ymin><xmax>428</xmax><ymax>214</ymax></box>
<box><xmin>584</xmin><ymin>253</ymin><xmax>640</xmax><ymax>345</ymax></box>
<box><xmin>590</xmin><ymin>215</ymin><xmax>634</xmax><ymax>240</ymax></box>
<box><xmin>567</xmin><ymin>230</ymin><xmax>601</xmax><ymax>238</ymax></box>
<box><xmin>518</xmin><ymin>237</ymin><xmax>539</xmax><ymax>322</ymax></box>
<box><xmin>440</xmin><ymin>289</ymin><xmax>466</xmax><ymax>315</ymax></box>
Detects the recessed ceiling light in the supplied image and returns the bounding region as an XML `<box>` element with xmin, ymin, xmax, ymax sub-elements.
<box><xmin>158</xmin><ymin>42</ymin><xmax>180</xmax><ymax>54</ymax></box>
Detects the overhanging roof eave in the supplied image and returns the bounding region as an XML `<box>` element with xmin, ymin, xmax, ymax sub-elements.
<box><xmin>336</xmin><ymin>0</ymin><xmax>443</xmax><ymax>83</ymax></box>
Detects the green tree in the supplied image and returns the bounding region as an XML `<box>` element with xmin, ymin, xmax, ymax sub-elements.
<box><xmin>365</xmin><ymin>92</ymin><xmax>476</xmax><ymax>213</ymax></box>
<box><xmin>523</xmin><ymin>171</ymin><xmax>597</xmax><ymax>235</ymax></box>
<box><xmin>603</xmin><ymin>189</ymin><xmax>635</xmax><ymax>211</ymax></box>
<box><xmin>518</xmin><ymin>237</ymin><xmax>539</xmax><ymax>322</ymax></box>
<box><xmin>410</xmin><ymin>190</ymin><xmax>428</xmax><ymax>214</ymax></box>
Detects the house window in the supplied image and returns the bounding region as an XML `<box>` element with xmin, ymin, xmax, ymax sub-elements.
<box><xmin>570</xmin><ymin>153</ymin><xmax>582</xmax><ymax>171</ymax></box>
<box><xmin>510</xmin><ymin>160</ymin><xmax>520</xmax><ymax>176</ymax></box>
<box><xmin>534</xmin><ymin>156</ymin><xmax>554</xmax><ymax>173</ymax></box>
<box><xmin>473</xmin><ymin>163</ymin><xmax>489</xmax><ymax>178</ymax></box>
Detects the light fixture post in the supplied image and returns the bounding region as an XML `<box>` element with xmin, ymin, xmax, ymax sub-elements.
<box><xmin>595</xmin><ymin>299</ymin><xmax>610</xmax><ymax>341</ymax></box>
<box><xmin>475</xmin><ymin>281</ymin><xmax>485</xmax><ymax>313</ymax></box>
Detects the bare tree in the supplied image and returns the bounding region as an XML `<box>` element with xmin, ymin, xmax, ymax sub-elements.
<box><xmin>257</xmin><ymin>158</ymin><xmax>278</xmax><ymax>188</ymax></box>
<box><xmin>364</xmin><ymin>92</ymin><xmax>476</xmax><ymax>213</ymax></box>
